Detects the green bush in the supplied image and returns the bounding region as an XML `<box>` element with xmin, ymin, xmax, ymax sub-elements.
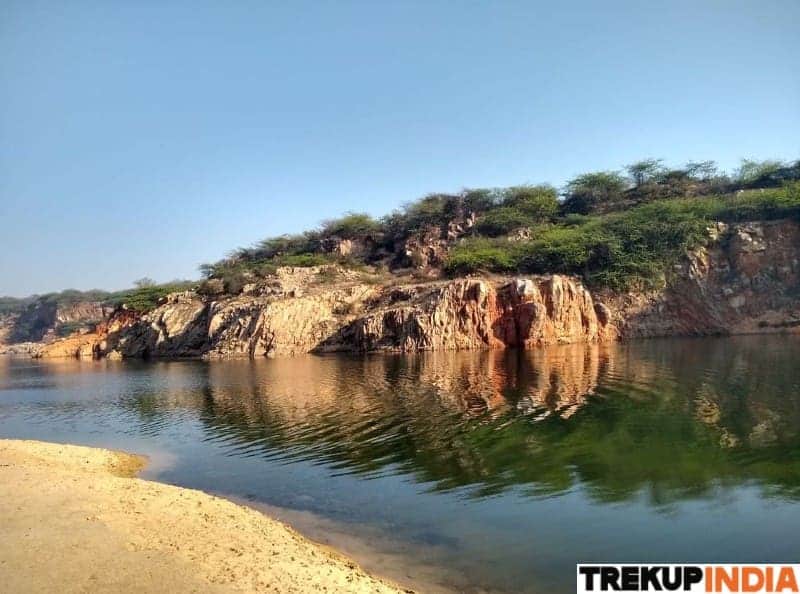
<box><xmin>252</xmin><ymin>233</ymin><xmax>319</xmax><ymax>260</ymax></box>
<box><xmin>517</xmin><ymin>224</ymin><xmax>620</xmax><ymax>275</ymax></box>
<box><xmin>502</xmin><ymin>185</ymin><xmax>559</xmax><ymax>219</ymax></box>
<box><xmin>447</xmin><ymin>184</ymin><xmax>800</xmax><ymax>289</ymax></box>
<box><xmin>712</xmin><ymin>184</ymin><xmax>800</xmax><ymax>221</ymax></box>
<box><xmin>462</xmin><ymin>188</ymin><xmax>499</xmax><ymax>212</ymax></box>
<box><xmin>273</xmin><ymin>253</ymin><xmax>332</xmax><ymax>267</ymax></box>
<box><xmin>320</xmin><ymin>212</ymin><xmax>381</xmax><ymax>239</ymax></box>
<box><xmin>561</xmin><ymin>171</ymin><xmax>629</xmax><ymax>214</ymax></box>
<box><xmin>200</xmin><ymin>160</ymin><xmax>799</xmax><ymax>294</ymax></box>
<box><xmin>474</xmin><ymin>207</ymin><xmax>535</xmax><ymax>237</ymax></box>
<box><xmin>445</xmin><ymin>238</ymin><xmax>517</xmax><ymax>274</ymax></box>
<box><xmin>108</xmin><ymin>282</ymin><xmax>194</xmax><ymax>312</ymax></box>
<box><xmin>56</xmin><ymin>321</ymin><xmax>93</xmax><ymax>337</ymax></box>
<box><xmin>473</xmin><ymin>186</ymin><xmax>559</xmax><ymax>237</ymax></box>
<box><xmin>735</xmin><ymin>159</ymin><xmax>788</xmax><ymax>185</ymax></box>
<box><xmin>383</xmin><ymin>193</ymin><xmax>462</xmax><ymax>238</ymax></box>
<box><xmin>0</xmin><ymin>297</ymin><xmax>30</xmax><ymax>314</ymax></box>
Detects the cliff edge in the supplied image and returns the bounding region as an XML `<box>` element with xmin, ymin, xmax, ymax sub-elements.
<box><xmin>30</xmin><ymin>219</ymin><xmax>800</xmax><ymax>360</ymax></box>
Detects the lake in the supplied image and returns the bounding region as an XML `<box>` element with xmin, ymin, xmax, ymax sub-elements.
<box><xmin>1</xmin><ymin>335</ymin><xmax>799</xmax><ymax>593</ymax></box>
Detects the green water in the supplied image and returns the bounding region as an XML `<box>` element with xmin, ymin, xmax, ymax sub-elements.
<box><xmin>1</xmin><ymin>335</ymin><xmax>799</xmax><ymax>592</ymax></box>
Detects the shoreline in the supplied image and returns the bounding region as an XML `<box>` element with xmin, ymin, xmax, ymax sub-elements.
<box><xmin>0</xmin><ymin>439</ymin><xmax>410</xmax><ymax>593</ymax></box>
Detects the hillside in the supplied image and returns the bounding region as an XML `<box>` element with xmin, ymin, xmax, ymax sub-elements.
<box><xmin>5</xmin><ymin>156</ymin><xmax>800</xmax><ymax>360</ymax></box>
<box><xmin>199</xmin><ymin>158</ymin><xmax>800</xmax><ymax>294</ymax></box>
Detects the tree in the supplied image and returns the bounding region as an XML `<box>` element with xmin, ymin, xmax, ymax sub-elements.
<box><xmin>388</xmin><ymin>193</ymin><xmax>460</xmax><ymax>236</ymax></box>
<box><xmin>198</xmin><ymin>263</ymin><xmax>216</xmax><ymax>279</ymax></box>
<box><xmin>562</xmin><ymin>171</ymin><xmax>629</xmax><ymax>214</ymax></box>
<box><xmin>626</xmin><ymin>159</ymin><xmax>664</xmax><ymax>186</ymax></box>
<box><xmin>320</xmin><ymin>212</ymin><xmax>381</xmax><ymax>239</ymax></box>
<box><xmin>684</xmin><ymin>160</ymin><xmax>718</xmax><ymax>180</ymax></box>
<box><xmin>462</xmin><ymin>188</ymin><xmax>498</xmax><ymax>213</ymax></box>
<box><xmin>133</xmin><ymin>277</ymin><xmax>156</xmax><ymax>289</ymax></box>
<box><xmin>474</xmin><ymin>208</ymin><xmax>533</xmax><ymax>237</ymax></box>
<box><xmin>502</xmin><ymin>185</ymin><xmax>559</xmax><ymax>219</ymax></box>
<box><xmin>736</xmin><ymin>159</ymin><xmax>787</xmax><ymax>185</ymax></box>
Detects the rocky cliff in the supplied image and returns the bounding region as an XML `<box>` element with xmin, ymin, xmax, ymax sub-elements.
<box><xmin>81</xmin><ymin>272</ymin><xmax>613</xmax><ymax>360</ymax></box>
<box><xmin>30</xmin><ymin>219</ymin><xmax>800</xmax><ymax>360</ymax></box>
<box><xmin>0</xmin><ymin>299</ymin><xmax>112</xmax><ymax>346</ymax></box>
<box><xmin>610</xmin><ymin>219</ymin><xmax>800</xmax><ymax>337</ymax></box>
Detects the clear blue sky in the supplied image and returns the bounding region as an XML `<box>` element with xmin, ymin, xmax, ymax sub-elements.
<box><xmin>1</xmin><ymin>0</ymin><xmax>798</xmax><ymax>297</ymax></box>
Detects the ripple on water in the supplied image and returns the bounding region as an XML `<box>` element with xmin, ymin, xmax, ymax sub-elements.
<box><xmin>2</xmin><ymin>337</ymin><xmax>800</xmax><ymax>593</ymax></box>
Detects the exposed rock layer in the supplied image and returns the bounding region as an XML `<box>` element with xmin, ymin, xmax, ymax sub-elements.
<box><xmin>88</xmin><ymin>274</ymin><xmax>614</xmax><ymax>360</ymax></box>
<box><xmin>610</xmin><ymin>219</ymin><xmax>800</xmax><ymax>337</ymax></box>
<box><xmin>27</xmin><ymin>219</ymin><xmax>800</xmax><ymax>360</ymax></box>
<box><xmin>0</xmin><ymin>300</ymin><xmax>112</xmax><ymax>346</ymax></box>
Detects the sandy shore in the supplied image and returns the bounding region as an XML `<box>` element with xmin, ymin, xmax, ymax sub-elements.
<box><xmin>0</xmin><ymin>439</ymin><xmax>408</xmax><ymax>594</ymax></box>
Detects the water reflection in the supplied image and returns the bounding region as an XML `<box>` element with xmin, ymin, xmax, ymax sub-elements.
<box><xmin>4</xmin><ymin>337</ymin><xmax>800</xmax><ymax>593</ymax></box>
<box><xmin>82</xmin><ymin>336</ymin><xmax>800</xmax><ymax>504</ymax></box>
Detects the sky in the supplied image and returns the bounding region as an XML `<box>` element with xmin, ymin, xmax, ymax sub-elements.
<box><xmin>1</xmin><ymin>1</ymin><xmax>798</xmax><ymax>297</ymax></box>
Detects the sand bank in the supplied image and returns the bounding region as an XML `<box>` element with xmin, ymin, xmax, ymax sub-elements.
<box><xmin>0</xmin><ymin>439</ymin><xmax>407</xmax><ymax>593</ymax></box>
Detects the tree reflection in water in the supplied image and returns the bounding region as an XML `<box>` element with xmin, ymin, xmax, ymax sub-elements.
<box><xmin>113</xmin><ymin>336</ymin><xmax>800</xmax><ymax>505</ymax></box>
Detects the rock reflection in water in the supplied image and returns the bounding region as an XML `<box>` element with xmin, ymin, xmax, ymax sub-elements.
<box><xmin>105</xmin><ymin>336</ymin><xmax>800</xmax><ymax>504</ymax></box>
<box><xmin>4</xmin><ymin>336</ymin><xmax>800</xmax><ymax>594</ymax></box>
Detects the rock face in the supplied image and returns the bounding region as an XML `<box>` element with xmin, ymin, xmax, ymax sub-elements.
<box><xmin>205</xmin><ymin>285</ymin><xmax>378</xmax><ymax>358</ymax></box>
<box><xmin>397</xmin><ymin>211</ymin><xmax>476</xmax><ymax>271</ymax></box>
<box><xmin>338</xmin><ymin>276</ymin><xmax>615</xmax><ymax>353</ymax></box>
<box><xmin>105</xmin><ymin>281</ymin><xmax>382</xmax><ymax>360</ymax></box>
<box><xmin>34</xmin><ymin>308</ymin><xmax>140</xmax><ymax>359</ymax></box>
<box><xmin>106</xmin><ymin>293</ymin><xmax>208</xmax><ymax>358</ymax></box>
<box><xmin>0</xmin><ymin>313</ymin><xmax>17</xmax><ymax>346</ymax></box>
<box><xmin>32</xmin><ymin>332</ymin><xmax>100</xmax><ymax>359</ymax></box>
<box><xmin>1</xmin><ymin>300</ymin><xmax>112</xmax><ymax>346</ymax></box>
<box><xmin>31</xmin><ymin>219</ymin><xmax>800</xmax><ymax>360</ymax></box>
<box><xmin>99</xmin><ymin>274</ymin><xmax>615</xmax><ymax>359</ymax></box>
<box><xmin>0</xmin><ymin>342</ymin><xmax>41</xmax><ymax>356</ymax></box>
<box><xmin>614</xmin><ymin>219</ymin><xmax>800</xmax><ymax>337</ymax></box>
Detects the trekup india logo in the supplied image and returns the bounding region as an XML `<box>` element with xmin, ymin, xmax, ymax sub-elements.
<box><xmin>577</xmin><ymin>564</ymin><xmax>800</xmax><ymax>593</ymax></box>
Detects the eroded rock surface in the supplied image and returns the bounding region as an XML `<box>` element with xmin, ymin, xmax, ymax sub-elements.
<box><xmin>99</xmin><ymin>274</ymin><xmax>614</xmax><ymax>359</ymax></box>
<box><xmin>613</xmin><ymin>219</ymin><xmax>800</xmax><ymax>337</ymax></box>
<box><xmin>32</xmin><ymin>219</ymin><xmax>800</xmax><ymax>360</ymax></box>
<box><xmin>337</xmin><ymin>275</ymin><xmax>616</xmax><ymax>353</ymax></box>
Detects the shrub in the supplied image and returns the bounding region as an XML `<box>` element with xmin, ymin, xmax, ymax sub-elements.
<box><xmin>108</xmin><ymin>282</ymin><xmax>194</xmax><ymax>312</ymax></box>
<box><xmin>561</xmin><ymin>171</ymin><xmax>629</xmax><ymax>214</ymax></box>
<box><xmin>273</xmin><ymin>253</ymin><xmax>332</xmax><ymax>267</ymax></box>
<box><xmin>252</xmin><ymin>233</ymin><xmax>319</xmax><ymax>260</ymax></box>
<box><xmin>39</xmin><ymin>289</ymin><xmax>110</xmax><ymax>307</ymax></box>
<box><xmin>684</xmin><ymin>160</ymin><xmax>718</xmax><ymax>181</ymax></box>
<box><xmin>200</xmin><ymin>158</ymin><xmax>799</xmax><ymax>293</ymax></box>
<box><xmin>502</xmin><ymin>185</ymin><xmax>559</xmax><ymax>219</ymax></box>
<box><xmin>474</xmin><ymin>207</ymin><xmax>534</xmax><ymax>237</ymax></box>
<box><xmin>196</xmin><ymin>278</ymin><xmax>226</xmax><ymax>296</ymax></box>
<box><xmin>472</xmin><ymin>186</ymin><xmax>559</xmax><ymax>237</ymax></box>
<box><xmin>445</xmin><ymin>186</ymin><xmax>800</xmax><ymax>289</ymax></box>
<box><xmin>320</xmin><ymin>212</ymin><xmax>381</xmax><ymax>239</ymax></box>
<box><xmin>735</xmin><ymin>159</ymin><xmax>787</xmax><ymax>185</ymax></box>
<box><xmin>56</xmin><ymin>321</ymin><xmax>94</xmax><ymax>337</ymax></box>
<box><xmin>462</xmin><ymin>188</ymin><xmax>499</xmax><ymax>212</ymax></box>
<box><xmin>0</xmin><ymin>297</ymin><xmax>32</xmax><ymax>314</ymax></box>
<box><xmin>712</xmin><ymin>184</ymin><xmax>800</xmax><ymax>222</ymax></box>
<box><xmin>626</xmin><ymin>159</ymin><xmax>665</xmax><ymax>186</ymax></box>
<box><xmin>560</xmin><ymin>213</ymin><xmax>590</xmax><ymax>227</ymax></box>
<box><xmin>517</xmin><ymin>223</ymin><xmax>619</xmax><ymax>276</ymax></box>
<box><xmin>445</xmin><ymin>239</ymin><xmax>517</xmax><ymax>274</ymax></box>
<box><xmin>384</xmin><ymin>193</ymin><xmax>461</xmax><ymax>239</ymax></box>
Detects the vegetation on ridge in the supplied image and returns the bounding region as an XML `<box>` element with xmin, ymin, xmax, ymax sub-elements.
<box><xmin>447</xmin><ymin>184</ymin><xmax>800</xmax><ymax>289</ymax></box>
<box><xmin>1</xmin><ymin>280</ymin><xmax>195</xmax><ymax>317</ymax></box>
<box><xmin>200</xmin><ymin>157</ymin><xmax>799</xmax><ymax>293</ymax></box>
<box><xmin>3</xmin><ymin>157</ymin><xmax>799</xmax><ymax>316</ymax></box>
